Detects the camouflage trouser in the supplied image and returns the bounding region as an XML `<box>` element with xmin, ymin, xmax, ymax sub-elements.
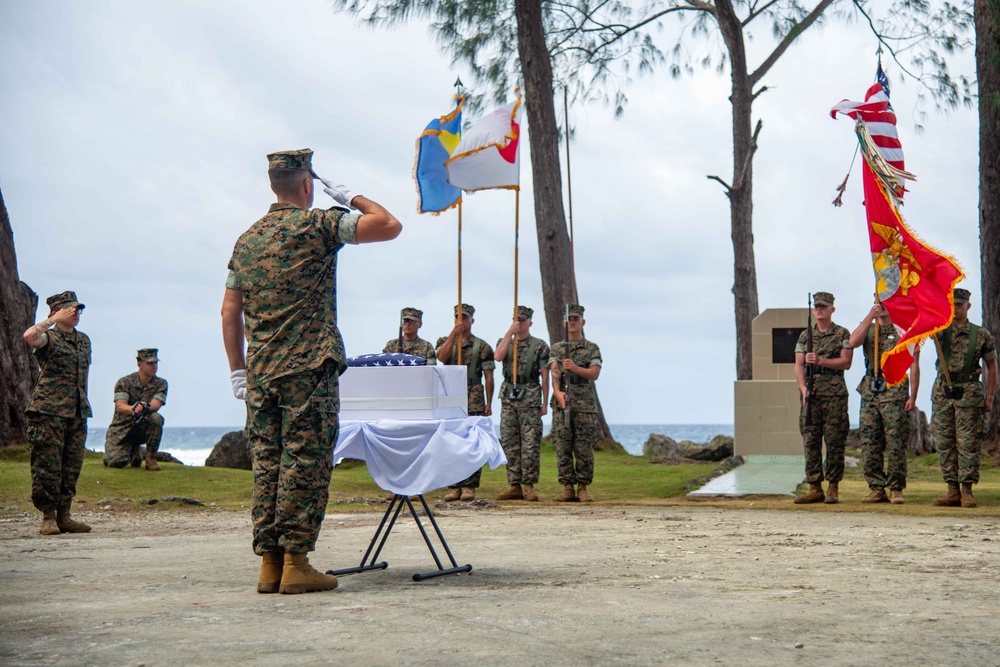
<box><xmin>550</xmin><ymin>408</ymin><xmax>598</xmax><ymax>486</ymax></box>
<box><xmin>26</xmin><ymin>412</ymin><xmax>88</xmax><ymax>512</ymax></box>
<box><xmin>450</xmin><ymin>408</ymin><xmax>484</xmax><ymax>489</ymax></box>
<box><xmin>932</xmin><ymin>400</ymin><xmax>984</xmax><ymax>484</ymax></box>
<box><xmin>247</xmin><ymin>362</ymin><xmax>338</xmax><ymax>556</ymax></box>
<box><xmin>800</xmin><ymin>393</ymin><xmax>849</xmax><ymax>484</ymax></box>
<box><xmin>103</xmin><ymin>413</ymin><xmax>164</xmax><ymax>468</ymax></box>
<box><xmin>499</xmin><ymin>401</ymin><xmax>543</xmax><ymax>485</ymax></box>
<box><xmin>860</xmin><ymin>397</ymin><xmax>909</xmax><ymax>490</ymax></box>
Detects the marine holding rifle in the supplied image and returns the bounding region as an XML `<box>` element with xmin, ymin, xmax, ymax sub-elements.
<box><xmin>930</xmin><ymin>287</ymin><xmax>996</xmax><ymax>508</ymax></box>
<box><xmin>794</xmin><ymin>292</ymin><xmax>853</xmax><ymax>504</ymax></box>
<box><xmin>102</xmin><ymin>348</ymin><xmax>168</xmax><ymax>471</ymax></box>
<box><xmin>494</xmin><ymin>306</ymin><xmax>550</xmax><ymax>502</ymax></box>
<box><xmin>849</xmin><ymin>303</ymin><xmax>919</xmax><ymax>504</ymax></box>
<box><xmin>549</xmin><ymin>304</ymin><xmax>602</xmax><ymax>503</ymax></box>
<box><xmin>382</xmin><ymin>307</ymin><xmax>436</xmax><ymax>363</ymax></box>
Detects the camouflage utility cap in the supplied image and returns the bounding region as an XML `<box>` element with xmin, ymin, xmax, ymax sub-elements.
<box><xmin>401</xmin><ymin>307</ymin><xmax>423</xmax><ymax>322</ymax></box>
<box><xmin>813</xmin><ymin>292</ymin><xmax>835</xmax><ymax>307</ymax></box>
<box><xmin>267</xmin><ymin>149</ymin><xmax>318</xmax><ymax>177</ymax></box>
<box><xmin>46</xmin><ymin>291</ymin><xmax>85</xmax><ymax>312</ymax></box>
<box><xmin>516</xmin><ymin>305</ymin><xmax>533</xmax><ymax>320</ymax></box>
<box><xmin>454</xmin><ymin>303</ymin><xmax>475</xmax><ymax>318</ymax></box>
<box><xmin>137</xmin><ymin>348</ymin><xmax>159</xmax><ymax>362</ymax></box>
<box><xmin>954</xmin><ymin>288</ymin><xmax>971</xmax><ymax>304</ymax></box>
<box><xmin>566</xmin><ymin>304</ymin><xmax>585</xmax><ymax>317</ymax></box>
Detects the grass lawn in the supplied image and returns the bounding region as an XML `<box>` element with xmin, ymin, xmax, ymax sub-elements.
<box><xmin>2</xmin><ymin>440</ymin><xmax>999</xmax><ymax>518</ymax></box>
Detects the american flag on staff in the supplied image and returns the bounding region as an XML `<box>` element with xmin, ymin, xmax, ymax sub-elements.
<box><xmin>830</xmin><ymin>61</ymin><xmax>914</xmax><ymax>205</ymax></box>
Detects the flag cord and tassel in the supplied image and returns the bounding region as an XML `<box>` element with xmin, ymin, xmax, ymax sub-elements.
<box><xmin>832</xmin><ymin>145</ymin><xmax>859</xmax><ymax>207</ymax></box>
<box><xmin>855</xmin><ymin>120</ymin><xmax>916</xmax><ymax>208</ymax></box>
<box><xmin>457</xmin><ymin>201</ymin><xmax>463</xmax><ymax>366</ymax></box>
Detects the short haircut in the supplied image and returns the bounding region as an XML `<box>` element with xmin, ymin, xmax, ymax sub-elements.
<box><xmin>269</xmin><ymin>168</ymin><xmax>311</xmax><ymax>196</ymax></box>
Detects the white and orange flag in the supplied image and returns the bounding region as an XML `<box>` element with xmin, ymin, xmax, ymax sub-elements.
<box><xmin>445</xmin><ymin>95</ymin><xmax>522</xmax><ymax>192</ymax></box>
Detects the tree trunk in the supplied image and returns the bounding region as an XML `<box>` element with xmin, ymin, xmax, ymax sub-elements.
<box><xmin>0</xmin><ymin>187</ymin><xmax>39</xmax><ymax>447</ymax></box>
<box><xmin>716</xmin><ymin>1</ymin><xmax>760</xmax><ymax>381</ymax></box>
<box><xmin>514</xmin><ymin>0</ymin><xmax>617</xmax><ymax>448</ymax></box>
<box><xmin>977</xmin><ymin>0</ymin><xmax>1000</xmax><ymax>452</ymax></box>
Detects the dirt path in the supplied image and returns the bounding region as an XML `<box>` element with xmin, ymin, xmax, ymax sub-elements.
<box><xmin>2</xmin><ymin>504</ymin><xmax>999</xmax><ymax>666</ymax></box>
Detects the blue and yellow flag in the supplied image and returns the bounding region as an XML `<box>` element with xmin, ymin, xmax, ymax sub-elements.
<box><xmin>414</xmin><ymin>96</ymin><xmax>463</xmax><ymax>214</ymax></box>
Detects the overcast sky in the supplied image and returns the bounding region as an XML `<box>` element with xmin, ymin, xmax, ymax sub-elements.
<box><xmin>0</xmin><ymin>1</ymin><xmax>980</xmax><ymax>430</ymax></box>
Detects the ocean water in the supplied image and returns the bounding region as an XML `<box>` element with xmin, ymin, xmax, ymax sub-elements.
<box><xmin>85</xmin><ymin>423</ymin><xmax>734</xmax><ymax>466</ymax></box>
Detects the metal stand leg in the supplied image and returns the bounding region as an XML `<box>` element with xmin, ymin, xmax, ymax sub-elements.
<box><xmin>327</xmin><ymin>494</ymin><xmax>472</xmax><ymax>581</ymax></box>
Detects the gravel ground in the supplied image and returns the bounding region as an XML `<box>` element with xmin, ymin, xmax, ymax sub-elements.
<box><xmin>2</xmin><ymin>503</ymin><xmax>999</xmax><ymax>666</ymax></box>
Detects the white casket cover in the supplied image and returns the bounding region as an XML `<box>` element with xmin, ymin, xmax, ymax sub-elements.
<box><xmin>339</xmin><ymin>365</ymin><xmax>468</xmax><ymax>420</ymax></box>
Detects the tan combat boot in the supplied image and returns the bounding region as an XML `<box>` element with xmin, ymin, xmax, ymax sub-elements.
<box><xmin>460</xmin><ymin>487</ymin><xmax>476</xmax><ymax>501</ymax></box>
<box><xmin>824</xmin><ymin>483</ymin><xmax>839</xmax><ymax>504</ymax></box>
<box><xmin>933</xmin><ymin>482</ymin><xmax>961</xmax><ymax>507</ymax></box>
<box><xmin>889</xmin><ymin>489</ymin><xmax>905</xmax><ymax>505</ymax></box>
<box><xmin>861</xmin><ymin>488</ymin><xmax>889</xmax><ymax>504</ymax></box>
<box><xmin>497</xmin><ymin>484</ymin><xmax>523</xmax><ymax>501</ymax></box>
<box><xmin>443</xmin><ymin>488</ymin><xmax>462</xmax><ymax>502</ymax></box>
<box><xmin>522</xmin><ymin>484</ymin><xmax>539</xmax><ymax>502</ymax></box>
<box><xmin>554</xmin><ymin>484</ymin><xmax>578</xmax><ymax>502</ymax></box>
<box><xmin>257</xmin><ymin>551</ymin><xmax>283</xmax><ymax>594</ymax></box>
<box><xmin>56</xmin><ymin>506</ymin><xmax>92</xmax><ymax>533</ymax></box>
<box><xmin>961</xmin><ymin>483</ymin><xmax>977</xmax><ymax>508</ymax></box>
<box><xmin>40</xmin><ymin>510</ymin><xmax>60</xmax><ymax>536</ymax></box>
<box><xmin>279</xmin><ymin>553</ymin><xmax>338</xmax><ymax>594</ymax></box>
<box><xmin>794</xmin><ymin>483</ymin><xmax>825</xmax><ymax>504</ymax></box>
<box><xmin>576</xmin><ymin>485</ymin><xmax>593</xmax><ymax>503</ymax></box>
<box><xmin>145</xmin><ymin>453</ymin><xmax>161</xmax><ymax>472</ymax></box>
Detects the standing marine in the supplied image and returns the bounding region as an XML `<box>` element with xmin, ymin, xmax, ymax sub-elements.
<box><xmin>794</xmin><ymin>292</ymin><xmax>854</xmax><ymax>504</ymax></box>
<box><xmin>930</xmin><ymin>287</ymin><xmax>996</xmax><ymax>508</ymax></box>
<box><xmin>223</xmin><ymin>148</ymin><xmax>401</xmax><ymax>594</ymax></box>
<box><xmin>549</xmin><ymin>304</ymin><xmax>602</xmax><ymax>503</ymax></box>
<box><xmin>848</xmin><ymin>302</ymin><xmax>919</xmax><ymax>504</ymax></box>
<box><xmin>494</xmin><ymin>306</ymin><xmax>550</xmax><ymax>501</ymax></box>
<box><xmin>103</xmin><ymin>348</ymin><xmax>168</xmax><ymax>471</ymax></box>
<box><xmin>436</xmin><ymin>303</ymin><xmax>495</xmax><ymax>501</ymax></box>
<box><xmin>21</xmin><ymin>291</ymin><xmax>93</xmax><ymax>535</ymax></box>
<box><xmin>382</xmin><ymin>307</ymin><xmax>437</xmax><ymax>363</ymax></box>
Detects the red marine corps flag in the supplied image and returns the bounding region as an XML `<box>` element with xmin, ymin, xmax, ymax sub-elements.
<box><xmin>832</xmin><ymin>62</ymin><xmax>964</xmax><ymax>385</ymax></box>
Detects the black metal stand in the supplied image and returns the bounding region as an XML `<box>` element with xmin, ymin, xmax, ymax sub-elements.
<box><xmin>327</xmin><ymin>494</ymin><xmax>473</xmax><ymax>582</ymax></box>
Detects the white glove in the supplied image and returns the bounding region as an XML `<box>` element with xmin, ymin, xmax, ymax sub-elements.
<box><xmin>230</xmin><ymin>370</ymin><xmax>248</xmax><ymax>401</ymax></box>
<box><xmin>320</xmin><ymin>178</ymin><xmax>358</xmax><ymax>207</ymax></box>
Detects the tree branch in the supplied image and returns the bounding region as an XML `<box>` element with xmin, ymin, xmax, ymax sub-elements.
<box><xmin>707</xmin><ymin>175</ymin><xmax>733</xmax><ymax>192</ymax></box>
<box><xmin>850</xmin><ymin>0</ymin><xmax>920</xmax><ymax>81</ymax></box>
<box><xmin>742</xmin><ymin>0</ymin><xmax>783</xmax><ymax>27</ymax></box>
<box><xmin>749</xmin><ymin>0</ymin><xmax>837</xmax><ymax>86</ymax></box>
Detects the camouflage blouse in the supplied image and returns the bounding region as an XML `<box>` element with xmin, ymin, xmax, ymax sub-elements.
<box><xmin>857</xmin><ymin>323</ymin><xmax>910</xmax><ymax>401</ymax></box>
<box><xmin>549</xmin><ymin>339</ymin><xmax>602</xmax><ymax>414</ymax></box>
<box><xmin>436</xmin><ymin>334</ymin><xmax>496</xmax><ymax>415</ymax></box>
<box><xmin>931</xmin><ymin>321</ymin><xmax>997</xmax><ymax>407</ymax></box>
<box><xmin>795</xmin><ymin>323</ymin><xmax>851</xmax><ymax>398</ymax></box>
<box><xmin>382</xmin><ymin>336</ymin><xmax>437</xmax><ymax>364</ymax></box>
<box><xmin>498</xmin><ymin>335</ymin><xmax>551</xmax><ymax>408</ymax></box>
<box><xmin>104</xmin><ymin>372</ymin><xmax>169</xmax><ymax>446</ymax></box>
<box><xmin>26</xmin><ymin>327</ymin><xmax>93</xmax><ymax>419</ymax></box>
<box><xmin>227</xmin><ymin>202</ymin><xmax>359</xmax><ymax>388</ymax></box>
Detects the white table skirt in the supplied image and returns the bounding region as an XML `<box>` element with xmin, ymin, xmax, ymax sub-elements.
<box><xmin>334</xmin><ymin>417</ymin><xmax>507</xmax><ymax>495</ymax></box>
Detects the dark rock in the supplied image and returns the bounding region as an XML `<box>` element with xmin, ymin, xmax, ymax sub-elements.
<box><xmin>643</xmin><ymin>433</ymin><xmax>683</xmax><ymax>459</ymax></box>
<box><xmin>159</xmin><ymin>496</ymin><xmax>205</xmax><ymax>506</ymax></box>
<box><xmin>205</xmin><ymin>431</ymin><xmax>251</xmax><ymax>470</ymax></box>
<box><xmin>682</xmin><ymin>435</ymin><xmax>734</xmax><ymax>461</ymax></box>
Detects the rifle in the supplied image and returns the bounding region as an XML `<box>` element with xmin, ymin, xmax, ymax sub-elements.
<box><xmin>562</xmin><ymin>303</ymin><xmax>571</xmax><ymax>429</ymax></box>
<box><xmin>397</xmin><ymin>317</ymin><xmax>404</xmax><ymax>354</ymax></box>
<box><xmin>804</xmin><ymin>294</ymin><xmax>814</xmax><ymax>426</ymax></box>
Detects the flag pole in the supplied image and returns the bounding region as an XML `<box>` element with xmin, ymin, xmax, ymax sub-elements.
<box><xmin>564</xmin><ymin>86</ymin><xmax>577</xmax><ymax>303</ymax></box>
<box><xmin>513</xmin><ymin>188</ymin><xmax>520</xmax><ymax>384</ymax></box>
<box><xmin>457</xmin><ymin>200</ymin><xmax>463</xmax><ymax>366</ymax></box>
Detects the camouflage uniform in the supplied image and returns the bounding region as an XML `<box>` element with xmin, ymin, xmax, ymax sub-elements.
<box><xmin>382</xmin><ymin>307</ymin><xmax>436</xmax><ymax>363</ymax></box>
<box><xmin>103</xmin><ymin>371</ymin><xmax>168</xmax><ymax>468</ymax></box>
<box><xmin>227</xmin><ymin>149</ymin><xmax>360</xmax><ymax>556</ymax></box>
<box><xmin>25</xmin><ymin>292</ymin><xmax>92</xmax><ymax>514</ymax></box>
<box><xmin>857</xmin><ymin>324</ymin><xmax>910</xmax><ymax>490</ymax></box>
<box><xmin>436</xmin><ymin>316</ymin><xmax>495</xmax><ymax>489</ymax></box>
<box><xmin>931</xmin><ymin>320</ymin><xmax>997</xmax><ymax>485</ymax></box>
<box><xmin>497</xmin><ymin>326</ymin><xmax>551</xmax><ymax>486</ymax></box>
<box><xmin>796</xmin><ymin>321</ymin><xmax>851</xmax><ymax>484</ymax></box>
<box><xmin>549</xmin><ymin>337</ymin><xmax>603</xmax><ymax>487</ymax></box>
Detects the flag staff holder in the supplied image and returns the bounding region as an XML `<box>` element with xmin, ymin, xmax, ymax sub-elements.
<box><xmin>327</xmin><ymin>493</ymin><xmax>472</xmax><ymax>582</ymax></box>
